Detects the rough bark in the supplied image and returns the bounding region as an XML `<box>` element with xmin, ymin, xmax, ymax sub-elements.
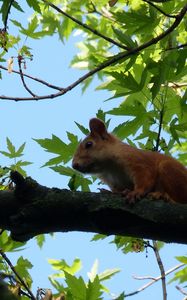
<box><xmin>1</xmin><ymin>172</ymin><xmax>187</xmax><ymax>244</ymax></box>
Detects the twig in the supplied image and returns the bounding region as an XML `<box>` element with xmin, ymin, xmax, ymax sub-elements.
<box><xmin>0</xmin><ymin>249</ymin><xmax>36</xmax><ymax>300</ymax></box>
<box><xmin>143</xmin><ymin>0</ymin><xmax>177</xmax><ymax>18</ymax></box>
<box><xmin>152</xmin><ymin>241</ymin><xmax>167</xmax><ymax>300</ymax></box>
<box><xmin>164</xmin><ymin>42</ymin><xmax>187</xmax><ymax>51</ymax></box>
<box><xmin>42</xmin><ymin>0</ymin><xmax>130</xmax><ymax>51</ymax></box>
<box><xmin>168</xmin><ymin>82</ymin><xmax>187</xmax><ymax>89</ymax></box>
<box><xmin>133</xmin><ymin>275</ymin><xmax>157</xmax><ymax>281</ymax></box>
<box><xmin>18</xmin><ymin>56</ymin><xmax>37</xmax><ymax>97</ymax></box>
<box><xmin>124</xmin><ymin>263</ymin><xmax>184</xmax><ymax>298</ymax></box>
<box><xmin>0</xmin><ymin>64</ymin><xmax>63</xmax><ymax>91</ymax></box>
<box><xmin>0</xmin><ymin>3</ymin><xmax>186</xmax><ymax>101</ymax></box>
<box><xmin>90</xmin><ymin>2</ymin><xmax>114</xmax><ymax>20</ymax></box>
<box><xmin>155</xmin><ymin>106</ymin><xmax>164</xmax><ymax>151</ymax></box>
<box><xmin>176</xmin><ymin>285</ymin><xmax>187</xmax><ymax>296</ymax></box>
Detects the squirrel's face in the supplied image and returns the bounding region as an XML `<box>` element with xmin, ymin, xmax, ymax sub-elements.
<box><xmin>72</xmin><ymin>134</ymin><xmax>112</xmax><ymax>174</ymax></box>
<box><xmin>72</xmin><ymin>118</ymin><xmax>117</xmax><ymax>174</ymax></box>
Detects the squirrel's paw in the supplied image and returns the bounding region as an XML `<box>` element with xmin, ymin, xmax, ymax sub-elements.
<box><xmin>148</xmin><ymin>192</ymin><xmax>173</xmax><ymax>202</ymax></box>
<box><xmin>122</xmin><ymin>189</ymin><xmax>144</xmax><ymax>204</ymax></box>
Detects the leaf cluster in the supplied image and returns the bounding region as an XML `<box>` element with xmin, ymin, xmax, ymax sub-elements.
<box><xmin>48</xmin><ymin>258</ymin><xmax>121</xmax><ymax>300</ymax></box>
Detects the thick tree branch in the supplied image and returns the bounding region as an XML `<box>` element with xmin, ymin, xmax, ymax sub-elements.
<box><xmin>0</xmin><ymin>173</ymin><xmax>187</xmax><ymax>244</ymax></box>
<box><xmin>0</xmin><ymin>4</ymin><xmax>186</xmax><ymax>102</ymax></box>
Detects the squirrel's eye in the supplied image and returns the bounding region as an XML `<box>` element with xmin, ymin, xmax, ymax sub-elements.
<box><xmin>85</xmin><ymin>141</ymin><xmax>93</xmax><ymax>149</ymax></box>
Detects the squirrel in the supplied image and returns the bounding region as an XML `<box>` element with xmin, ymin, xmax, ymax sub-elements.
<box><xmin>72</xmin><ymin>118</ymin><xmax>187</xmax><ymax>204</ymax></box>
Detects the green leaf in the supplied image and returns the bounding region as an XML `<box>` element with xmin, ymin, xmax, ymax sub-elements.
<box><xmin>112</xmin><ymin>28</ymin><xmax>137</xmax><ymax>48</ymax></box>
<box><xmin>176</xmin><ymin>256</ymin><xmax>187</xmax><ymax>264</ymax></box>
<box><xmin>124</xmin><ymin>54</ymin><xmax>138</xmax><ymax>72</ymax></box>
<box><xmin>175</xmin><ymin>49</ymin><xmax>187</xmax><ymax>75</ymax></box>
<box><xmin>87</xmin><ymin>276</ymin><xmax>102</xmax><ymax>300</ymax></box>
<box><xmin>42</xmin><ymin>156</ymin><xmax>65</xmax><ymax>167</ymax></box>
<box><xmin>0</xmin><ymin>231</ymin><xmax>26</xmax><ymax>252</ymax></box>
<box><xmin>15</xmin><ymin>142</ymin><xmax>26</xmax><ymax>156</ymax></box>
<box><xmin>113</xmin><ymin>116</ymin><xmax>145</xmax><ymax>139</ymax></box>
<box><xmin>12</xmin><ymin>1</ymin><xmax>24</xmax><ymax>13</ymax></box>
<box><xmin>26</xmin><ymin>0</ymin><xmax>41</xmax><ymax>13</ymax></box>
<box><xmin>34</xmin><ymin>135</ymin><xmax>73</xmax><ymax>164</ymax></box>
<box><xmin>48</xmin><ymin>258</ymin><xmax>82</xmax><ymax>276</ymax></box>
<box><xmin>108</xmin><ymin>100</ymin><xmax>146</xmax><ymax>117</ymax></box>
<box><xmin>65</xmin><ymin>272</ymin><xmax>87</xmax><ymax>300</ymax></box>
<box><xmin>59</xmin><ymin>18</ymin><xmax>75</xmax><ymax>41</ymax></box>
<box><xmin>75</xmin><ymin>122</ymin><xmax>89</xmax><ymax>135</ymax></box>
<box><xmin>15</xmin><ymin>257</ymin><xmax>33</xmax><ymax>287</ymax></box>
<box><xmin>0</xmin><ymin>139</ymin><xmax>27</xmax><ymax>159</ymax></box>
<box><xmin>0</xmin><ymin>0</ymin><xmax>12</xmax><ymax>23</ymax></box>
<box><xmin>87</xmin><ymin>259</ymin><xmax>99</xmax><ymax>282</ymax></box>
<box><xmin>99</xmin><ymin>268</ymin><xmax>120</xmax><ymax>281</ymax></box>
<box><xmin>10</xmin><ymin>19</ymin><xmax>24</xmax><ymax>29</ymax></box>
<box><xmin>112</xmin><ymin>236</ymin><xmax>145</xmax><ymax>254</ymax></box>
<box><xmin>169</xmin><ymin>266</ymin><xmax>187</xmax><ymax>284</ymax></box>
<box><xmin>48</xmin><ymin>277</ymin><xmax>65</xmax><ymax>293</ymax></box>
<box><xmin>6</xmin><ymin>137</ymin><xmax>16</xmax><ymax>155</ymax></box>
<box><xmin>51</xmin><ymin>166</ymin><xmax>74</xmax><ymax>177</ymax></box>
<box><xmin>38</xmin><ymin>133</ymin><xmax>77</xmax><ymax>167</ymax></box>
<box><xmin>110</xmin><ymin>72</ymin><xmax>140</xmax><ymax>93</ymax></box>
<box><xmin>35</xmin><ymin>234</ymin><xmax>45</xmax><ymax>249</ymax></box>
<box><xmin>91</xmin><ymin>234</ymin><xmax>107</xmax><ymax>242</ymax></box>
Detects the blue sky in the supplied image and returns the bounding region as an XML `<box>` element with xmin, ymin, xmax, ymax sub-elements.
<box><xmin>0</xmin><ymin>3</ymin><xmax>186</xmax><ymax>299</ymax></box>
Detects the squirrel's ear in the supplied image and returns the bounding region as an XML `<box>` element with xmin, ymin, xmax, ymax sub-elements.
<box><xmin>89</xmin><ymin>118</ymin><xmax>108</xmax><ymax>138</ymax></box>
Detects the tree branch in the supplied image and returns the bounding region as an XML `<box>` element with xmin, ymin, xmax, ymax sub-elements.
<box><xmin>143</xmin><ymin>0</ymin><xmax>177</xmax><ymax>18</ymax></box>
<box><xmin>18</xmin><ymin>56</ymin><xmax>37</xmax><ymax>97</ymax></box>
<box><xmin>0</xmin><ymin>173</ymin><xmax>187</xmax><ymax>244</ymax></box>
<box><xmin>176</xmin><ymin>285</ymin><xmax>187</xmax><ymax>296</ymax></box>
<box><xmin>0</xmin><ymin>249</ymin><xmax>36</xmax><ymax>300</ymax></box>
<box><xmin>42</xmin><ymin>0</ymin><xmax>130</xmax><ymax>51</ymax></box>
<box><xmin>0</xmin><ymin>4</ymin><xmax>186</xmax><ymax>101</ymax></box>
<box><xmin>164</xmin><ymin>42</ymin><xmax>187</xmax><ymax>52</ymax></box>
<box><xmin>152</xmin><ymin>241</ymin><xmax>167</xmax><ymax>300</ymax></box>
<box><xmin>0</xmin><ymin>64</ymin><xmax>63</xmax><ymax>91</ymax></box>
<box><xmin>125</xmin><ymin>263</ymin><xmax>184</xmax><ymax>298</ymax></box>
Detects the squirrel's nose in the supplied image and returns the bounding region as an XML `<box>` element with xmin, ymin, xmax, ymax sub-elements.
<box><xmin>72</xmin><ymin>162</ymin><xmax>80</xmax><ymax>170</ymax></box>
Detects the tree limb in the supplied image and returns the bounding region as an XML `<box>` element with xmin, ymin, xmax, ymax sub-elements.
<box><xmin>42</xmin><ymin>0</ymin><xmax>130</xmax><ymax>51</ymax></box>
<box><xmin>0</xmin><ymin>65</ymin><xmax>63</xmax><ymax>91</ymax></box>
<box><xmin>152</xmin><ymin>241</ymin><xmax>167</xmax><ymax>300</ymax></box>
<box><xmin>125</xmin><ymin>263</ymin><xmax>184</xmax><ymax>298</ymax></box>
<box><xmin>143</xmin><ymin>0</ymin><xmax>177</xmax><ymax>18</ymax></box>
<box><xmin>0</xmin><ymin>172</ymin><xmax>187</xmax><ymax>244</ymax></box>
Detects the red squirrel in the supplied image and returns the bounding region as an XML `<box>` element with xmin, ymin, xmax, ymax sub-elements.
<box><xmin>72</xmin><ymin>118</ymin><xmax>187</xmax><ymax>204</ymax></box>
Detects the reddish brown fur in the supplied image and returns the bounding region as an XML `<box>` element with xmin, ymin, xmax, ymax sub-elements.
<box><xmin>72</xmin><ymin>118</ymin><xmax>187</xmax><ymax>204</ymax></box>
